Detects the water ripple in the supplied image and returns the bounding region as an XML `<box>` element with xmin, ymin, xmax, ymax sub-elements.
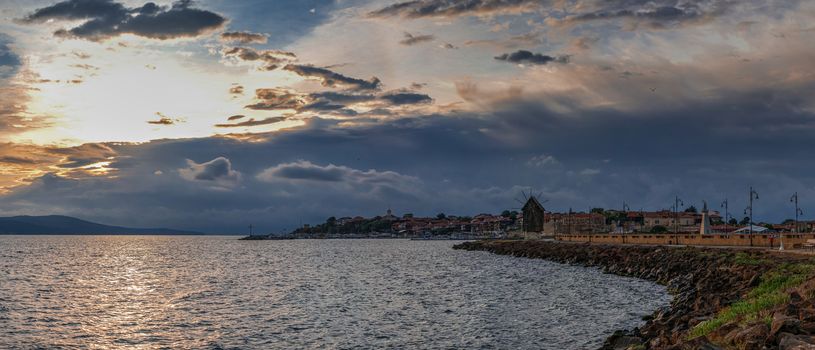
<box><xmin>0</xmin><ymin>236</ymin><xmax>669</xmax><ymax>349</ymax></box>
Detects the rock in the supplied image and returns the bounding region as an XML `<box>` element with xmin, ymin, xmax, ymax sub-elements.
<box><xmin>611</xmin><ymin>336</ymin><xmax>643</xmax><ymax>350</ymax></box>
<box><xmin>602</xmin><ymin>330</ymin><xmax>644</xmax><ymax>350</ymax></box>
<box><xmin>675</xmin><ymin>336</ymin><xmax>724</xmax><ymax>350</ymax></box>
<box><xmin>778</xmin><ymin>332</ymin><xmax>815</xmax><ymax>349</ymax></box>
<box><xmin>710</xmin><ymin>322</ymin><xmax>742</xmax><ymax>343</ymax></box>
<box><xmin>800</xmin><ymin>309</ymin><xmax>815</xmax><ymax>322</ymax></box>
<box><xmin>800</xmin><ymin>322</ymin><xmax>815</xmax><ymax>335</ymax></box>
<box><xmin>773</xmin><ymin>312</ymin><xmax>803</xmax><ymax>343</ymax></box>
<box><xmin>732</xmin><ymin>323</ymin><xmax>769</xmax><ymax>350</ymax></box>
<box><xmin>792</xmin><ymin>292</ymin><xmax>804</xmax><ymax>303</ymax></box>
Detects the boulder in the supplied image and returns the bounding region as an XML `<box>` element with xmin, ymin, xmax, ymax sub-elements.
<box><xmin>773</xmin><ymin>312</ymin><xmax>803</xmax><ymax>343</ymax></box>
<box><xmin>731</xmin><ymin>323</ymin><xmax>769</xmax><ymax>350</ymax></box>
<box><xmin>800</xmin><ymin>322</ymin><xmax>815</xmax><ymax>335</ymax></box>
<box><xmin>778</xmin><ymin>332</ymin><xmax>815</xmax><ymax>350</ymax></box>
<box><xmin>800</xmin><ymin>308</ymin><xmax>815</xmax><ymax>323</ymax></box>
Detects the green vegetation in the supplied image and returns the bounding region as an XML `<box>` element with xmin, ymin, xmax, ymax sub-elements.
<box><xmin>733</xmin><ymin>252</ymin><xmax>770</xmax><ymax>266</ymax></box>
<box><xmin>688</xmin><ymin>261</ymin><xmax>815</xmax><ymax>339</ymax></box>
<box><xmin>728</xmin><ymin>218</ymin><xmax>738</xmax><ymax>225</ymax></box>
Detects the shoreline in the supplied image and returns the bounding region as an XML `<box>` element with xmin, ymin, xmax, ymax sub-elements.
<box><xmin>453</xmin><ymin>240</ymin><xmax>815</xmax><ymax>349</ymax></box>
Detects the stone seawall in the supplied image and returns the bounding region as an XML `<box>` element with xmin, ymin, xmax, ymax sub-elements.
<box><xmin>453</xmin><ymin>240</ymin><xmax>815</xmax><ymax>349</ymax></box>
<box><xmin>556</xmin><ymin>233</ymin><xmax>815</xmax><ymax>248</ymax></box>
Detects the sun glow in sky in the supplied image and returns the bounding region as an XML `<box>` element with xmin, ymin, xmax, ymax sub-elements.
<box><xmin>13</xmin><ymin>38</ymin><xmax>307</xmax><ymax>145</ymax></box>
<box><xmin>0</xmin><ymin>0</ymin><xmax>814</xmax><ymax>232</ymax></box>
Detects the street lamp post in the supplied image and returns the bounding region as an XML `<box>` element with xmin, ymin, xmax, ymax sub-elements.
<box><xmin>673</xmin><ymin>196</ymin><xmax>684</xmax><ymax>245</ymax></box>
<box><xmin>789</xmin><ymin>192</ymin><xmax>804</xmax><ymax>251</ymax></box>
<box><xmin>640</xmin><ymin>208</ymin><xmax>644</xmax><ymax>233</ymax></box>
<box><xmin>744</xmin><ymin>187</ymin><xmax>758</xmax><ymax>247</ymax></box>
<box><xmin>621</xmin><ymin>202</ymin><xmax>630</xmax><ymax>244</ymax></box>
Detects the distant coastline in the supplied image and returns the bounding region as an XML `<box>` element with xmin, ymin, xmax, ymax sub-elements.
<box><xmin>0</xmin><ymin>215</ymin><xmax>202</xmax><ymax>235</ymax></box>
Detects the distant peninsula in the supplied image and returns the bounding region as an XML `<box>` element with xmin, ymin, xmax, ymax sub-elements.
<box><xmin>0</xmin><ymin>215</ymin><xmax>201</xmax><ymax>235</ymax></box>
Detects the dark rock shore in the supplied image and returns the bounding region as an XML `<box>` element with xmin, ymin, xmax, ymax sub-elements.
<box><xmin>453</xmin><ymin>240</ymin><xmax>815</xmax><ymax>350</ymax></box>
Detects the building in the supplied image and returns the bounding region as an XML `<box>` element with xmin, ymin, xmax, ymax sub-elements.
<box><xmin>471</xmin><ymin>214</ymin><xmax>510</xmax><ymax>233</ymax></box>
<box><xmin>382</xmin><ymin>208</ymin><xmax>399</xmax><ymax>221</ymax></box>
<box><xmin>521</xmin><ymin>197</ymin><xmax>545</xmax><ymax>233</ymax></box>
<box><xmin>639</xmin><ymin>210</ymin><xmax>709</xmax><ymax>232</ymax></box>
<box><xmin>548</xmin><ymin>212</ymin><xmax>607</xmax><ymax>234</ymax></box>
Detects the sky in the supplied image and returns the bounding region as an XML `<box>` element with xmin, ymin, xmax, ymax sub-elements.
<box><xmin>0</xmin><ymin>0</ymin><xmax>813</xmax><ymax>233</ymax></box>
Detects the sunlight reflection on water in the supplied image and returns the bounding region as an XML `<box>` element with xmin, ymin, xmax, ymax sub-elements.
<box><xmin>0</xmin><ymin>236</ymin><xmax>670</xmax><ymax>349</ymax></box>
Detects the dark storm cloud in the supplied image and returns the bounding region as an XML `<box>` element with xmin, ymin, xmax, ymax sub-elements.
<box><xmin>371</xmin><ymin>0</ymin><xmax>735</xmax><ymax>29</ymax></box>
<box><xmin>379</xmin><ymin>91</ymin><xmax>433</xmax><ymax>105</ymax></box>
<box><xmin>559</xmin><ymin>0</ymin><xmax>737</xmax><ymax>29</ymax></box>
<box><xmin>258</xmin><ymin>161</ymin><xmax>345</xmax><ymax>182</ymax></box>
<box><xmin>369</xmin><ymin>0</ymin><xmax>538</xmax><ymax>18</ymax></box>
<box><xmin>47</xmin><ymin>143</ymin><xmax>117</xmax><ymax>168</ymax></box>
<box><xmin>178</xmin><ymin>156</ymin><xmax>240</xmax><ymax>185</ymax></box>
<box><xmin>257</xmin><ymin>161</ymin><xmax>420</xmax><ymax>188</ymax></box>
<box><xmin>0</xmin><ymin>156</ymin><xmax>39</xmax><ymax>165</ymax></box>
<box><xmin>283</xmin><ymin>64</ymin><xmax>381</xmax><ymax>91</ymax></box>
<box><xmin>20</xmin><ymin>0</ymin><xmax>226</xmax><ymax>41</ymax></box>
<box><xmin>495</xmin><ymin>50</ymin><xmax>569</xmax><ymax>65</ymax></box>
<box><xmin>220</xmin><ymin>31</ymin><xmax>268</xmax><ymax>44</ymax></box>
<box><xmin>244</xmin><ymin>88</ymin><xmax>431</xmax><ymax>115</ymax></box>
<box><xmin>0</xmin><ymin>34</ymin><xmax>21</xmax><ymax>80</ymax></box>
<box><xmin>568</xmin><ymin>5</ymin><xmax>707</xmax><ymax>28</ymax></box>
<box><xmin>214</xmin><ymin>116</ymin><xmax>287</xmax><ymax>128</ymax></box>
<box><xmin>245</xmin><ymin>88</ymin><xmax>305</xmax><ymax>111</ymax></box>
<box><xmin>399</xmin><ymin>32</ymin><xmax>434</xmax><ymax>46</ymax></box>
<box><xmin>222</xmin><ymin>47</ymin><xmax>296</xmax><ymax>71</ymax></box>
<box><xmin>3</xmin><ymin>78</ymin><xmax>815</xmax><ymax>232</ymax></box>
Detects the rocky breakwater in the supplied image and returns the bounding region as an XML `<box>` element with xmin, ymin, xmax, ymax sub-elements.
<box><xmin>453</xmin><ymin>240</ymin><xmax>815</xmax><ymax>350</ymax></box>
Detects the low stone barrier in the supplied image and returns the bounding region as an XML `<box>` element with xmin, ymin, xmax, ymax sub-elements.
<box><xmin>556</xmin><ymin>232</ymin><xmax>815</xmax><ymax>248</ymax></box>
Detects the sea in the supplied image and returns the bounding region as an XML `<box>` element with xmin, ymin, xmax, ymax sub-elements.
<box><xmin>0</xmin><ymin>236</ymin><xmax>670</xmax><ymax>349</ymax></box>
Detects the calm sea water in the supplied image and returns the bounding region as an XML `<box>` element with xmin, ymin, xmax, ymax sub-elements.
<box><xmin>0</xmin><ymin>236</ymin><xmax>669</xmax><ymax>349</ymax></box>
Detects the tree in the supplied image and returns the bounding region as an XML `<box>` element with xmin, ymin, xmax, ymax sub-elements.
<box><xmin>590</xmin><ymin>207</ymin><xmax>605</xmax><ymax>214</ymax></box>
<box><xmin>728</xmin><ymin>218</ymin><xmax>738</xmax><ymax>225</ymax></box>
<box><xmin>326</xmin><ymin>216</ymin><xmax>337</xmax><ymax>226</ymax></box>
<box><xmin>739</xmin><ymin>217</ymin><xmax>750</xmax><ymax>225</ymax></box>
<box><xmin>650</xmin><ymin>225</ymin><xmax>668</xmax><ymax>233</ymax></box>
<box><xmin>437</xmin><ymin>213</ymin><xmax>446</xmax><ymax>219</ymax></box>
<box><xmin>684</xmin><ymin>206</ymin><xmax>698</xmax><ymax>213</ymax></box>
<box><xmin>501</xmin><ymin>210</ymin><xmax>511</xmax><ymax>218</ymax></box>
<box><xmin>403</xmin><ymin>213</ymin><xmax>414</xmax><ymax>218</ymax></box>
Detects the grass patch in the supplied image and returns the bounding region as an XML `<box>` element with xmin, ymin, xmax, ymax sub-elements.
<box><xmin>688</xmin><ymin>262</ymin><xmax>815</xmax><ymax>339</ymax></box>
<box><xmin>733</xmin><ymin>252</ymin><xmax>770</xmax><ymax>266</ymax></box>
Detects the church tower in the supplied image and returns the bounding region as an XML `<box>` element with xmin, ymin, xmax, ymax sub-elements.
<box><xmin>699</xmin><ymin>201</ymin><xmax>711</xmax><ymax>235</ymax></box>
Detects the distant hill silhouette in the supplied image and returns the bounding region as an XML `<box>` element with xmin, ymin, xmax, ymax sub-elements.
<box><xmin>0</xmin><ymin>215</ymin><xmax>201</xmax><ymax>235</ymax></box>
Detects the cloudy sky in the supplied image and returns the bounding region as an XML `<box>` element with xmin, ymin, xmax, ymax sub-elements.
<box><xmin>0</xmin><ymin>0</ymin><xmax>813</xmax><ymax>233</ymax></box>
